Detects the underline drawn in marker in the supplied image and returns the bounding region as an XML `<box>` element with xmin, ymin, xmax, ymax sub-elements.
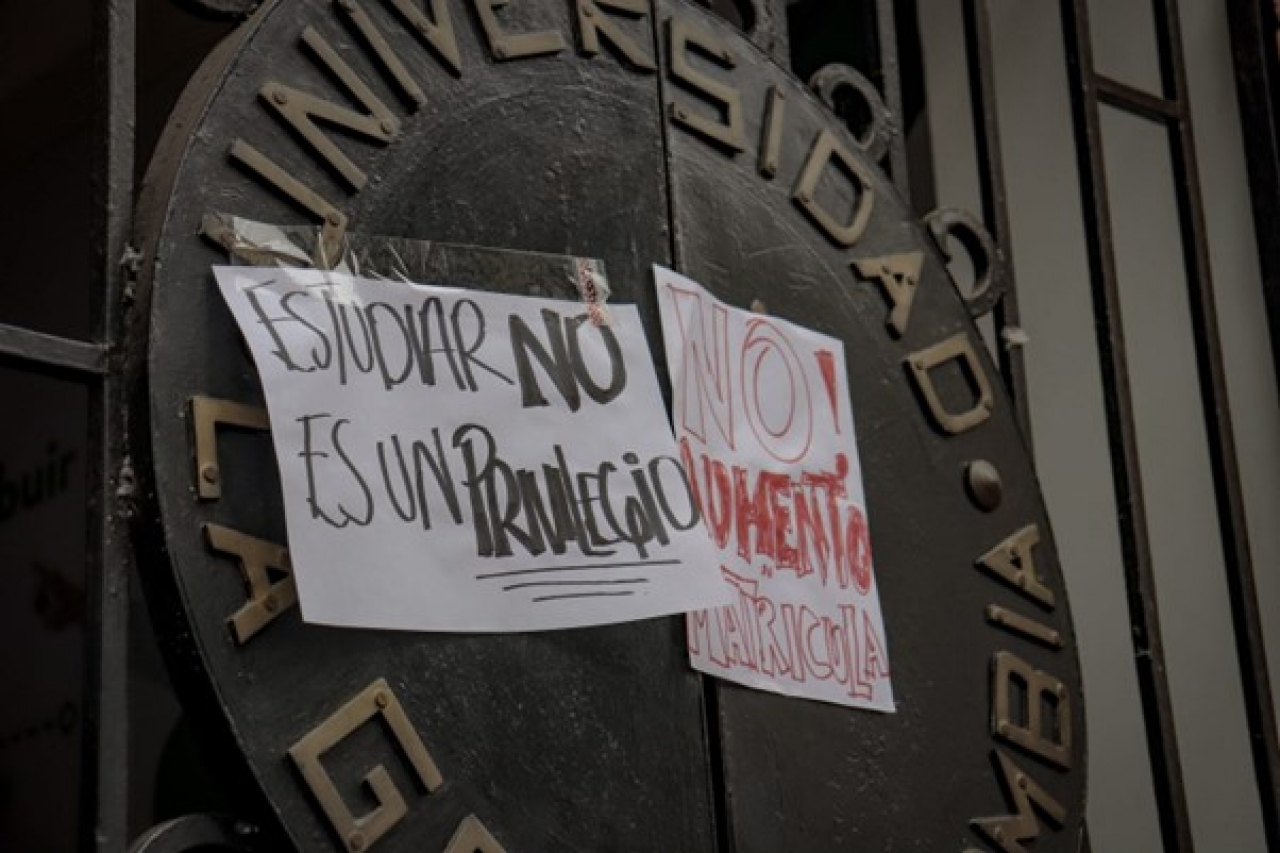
<box><xmin>532</xmin><ymin>591</ymin><xmax>639</xmax><ymax>603</ymax></box>
<box><xmin>475</xmin><ymin>559</ymin><xmax>683</xmax><ymax>581</ymax></box>
<box><xmin>503</xmin><ymin>578</ymin><xmax>650</xmax><ymax>592</ymax></box>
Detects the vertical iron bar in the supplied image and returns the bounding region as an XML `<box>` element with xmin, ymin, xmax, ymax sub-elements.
<box><xmin>1155</xmin><ymin>1</ymin><xmax>1280</xmax><ymax>847</ymax></box>
<box><xmin>895</xmin><ymin>0</ymin><xmax>936</xmax><ymax>216</ymax></box>
<box><xmin>1077</xmin><ymin>822</ymin><xmax>1092</xmax><ymax>853</ymax></box>
<box><xmin>961</xmin><ymin>0</ymin><xmax>1032</xmax><ymax>445</ymax></box>
<box><xmin>83</xmin><ymin>1</ymin><xmax>135</xmax><ymax>852</ymax></box>
<box><xmin>1058</xmin><ymin>0</ymin><xmax>1196</xmax><ymax>850</ymax></box>
<box><xmin>875</xmin><ymin>0</ymin><xmax>909</xmax><ymax>199</ymax></box>
<box><xmin>1224</xmin><ymin>0</ymin><xmax>1280</xmax><ymax>394</ymax></box>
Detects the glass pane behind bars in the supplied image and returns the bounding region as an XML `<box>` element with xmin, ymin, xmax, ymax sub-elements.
<box><xmin>1178</xmin><ymin>0</ymin><xmax>1280</xmax><ymax>761</ymax></box>
<box><xmin>1102</xmin><ymin>103</ymin><xmax>1268</xmax><ymax>853</ymax></box>
<box><xmin>0</xmin><ymin>366</ymin><xmax>88</xmax><ymax>853</ymax></box>
<box><xmin>0</xmin><ymin>1</ymin><xmax>95</xmax><ymax>341</ymax></box>
<box><xmin>918</xmin><ymin>2</ymin><xmax>1168</xmax><ymax>849</ymax></box>
<box><xmin>1088</xmin><ymin>0</ymin><xmax>1164</xmax><ymax>96</ymax></box>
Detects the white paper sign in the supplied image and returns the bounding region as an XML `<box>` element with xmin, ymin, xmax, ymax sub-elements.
<box><xmin>213</xmin><ymin>265</ymin><xmax>729</xmax><ymax>632</ymax></box>
<box><xmin>655</xmin><ymin>266</ymin><xmax>895</xmax><ymax>711</ymax></box>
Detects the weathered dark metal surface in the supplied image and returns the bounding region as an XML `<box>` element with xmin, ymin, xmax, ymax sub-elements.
<box><xmin>129</xmin><ymin>1</ymin><xmax>1086</xmax><ymax>851</ymax></box>
<box><xmin>132</xmin><ymin>3</ymin><xmax>712</xmax><ymax>851</ymax></box>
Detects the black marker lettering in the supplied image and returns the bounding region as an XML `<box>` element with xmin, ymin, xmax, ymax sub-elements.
<box><xmin>367</xmin><ymin>301</ymin><xmax>416</xmax><ymax>390</ymax></box>
<box><xmin>412</xmin><ymin>428</ymin><xmax>463</xmax><ymax>527</ymax></box>
<box><xmin>378</xmin><ymin>435</ymin><xmax>419</xmax><ymax>524</ymax></box>
<box><xmin>331</xmin><ymin>418</ymin><xmax>375</xmax><ymax>526</ymax></box>
<box><xmin>454</xmin><ymin>423</ymin><xmax>498</xmax><ymax>556</ymax></box>
<box><xmin>510</xmin><ymin>307</ymin><xmax>581</xmax><ymax>410</ymax></box>
<box><xmin>453</xmin><ymin>298</ymin><xmax>513</xmax><ymax>390</ymax></box>
<box><xmin>567</xmin><ymin>314</ymin><xmax>627</xmax><ymax>403</ymax></box>
<box><xmin>242</xmin><ymin>282</ymin><xmax>314</xmax><ymax>372</ymax></box>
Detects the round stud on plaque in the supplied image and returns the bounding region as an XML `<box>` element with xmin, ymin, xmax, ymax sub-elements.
<box><xmin>965</xmin><ymin>459</ymin><xmax>1004</xmax><ymax>512</ymax></box>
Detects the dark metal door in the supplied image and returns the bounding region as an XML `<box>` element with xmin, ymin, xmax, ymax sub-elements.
<box><xmin>126</xmin><ymin>1</ymin><xmax>1085</xmax><ymax>851</ymax></box>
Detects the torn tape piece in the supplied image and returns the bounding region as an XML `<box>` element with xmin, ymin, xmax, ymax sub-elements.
<box><xmin>1001</xmin><ymin>325</ymin><xmax>1030</xmax><ymax>348</ymax></box>
<box><xmin>201</xmin><ymin>213</ymin><xmax>317</xmax><ymax>268</ymax></box>
<box><xmin>574</xmin><ymin>257</ymin><xmax>613</xmax><ymax>327</ymax></box>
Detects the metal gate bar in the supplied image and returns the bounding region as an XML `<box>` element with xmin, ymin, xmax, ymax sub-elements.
<box><xmin>875</xmin><ymin>0</ymin><xmax>910</xmax><ymax>199</ymax></box>
<box><xmin>82</xmin><ymin>1</ymin><xmax>136</xmax><ymax>852</ymax></box>
<box><xmin>1060</xmin><ymin>0</ymin><xmax>1280</xmax><ymax>850</ymax></box>
<box><xmin>1153</xmin><ymin>0</ymin><xmax>1280</xmax><ymax>846</ymax></box>
<box><xmin>0</xmin><ymin>325</ymin><xmax>108</xmax><ymax>377</ymax></box>
<box><xmin>1224</xmin><ymin>0</ymin><xmax>1280</xmax><ymax>393</ymax></box>
<box><xmin>960</xmin><ymin>0</ymin><xmax>1033</xmax><ymax>443</ymax></box>
<box><xmin>0</xmin><ymin>1</ymin><xmax>136</xmax><ymax>844</ymax></box>
<box><xmin>1057</xmin><ymin>0</ymin><xmax>1196</xmax><ymax>850</ymax></box>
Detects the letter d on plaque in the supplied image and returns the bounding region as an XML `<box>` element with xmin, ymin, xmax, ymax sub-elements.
<box><xmin>906</xmin><ymin>333</ymin><xmax>994</xmax><ymax>435</ymax></box>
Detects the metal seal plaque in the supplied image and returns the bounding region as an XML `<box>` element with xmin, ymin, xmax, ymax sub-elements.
<box><xmin>128</xmin><ymin>1</ymin><xmax>1088</xmax><ymax>851</ymax></box>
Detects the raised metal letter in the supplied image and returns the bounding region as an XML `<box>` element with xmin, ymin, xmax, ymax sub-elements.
<box><xmin>442</xmin><ymin>816</ymin><xmax>508</xmax><ymax>853</ymax></box>
<box><xmin>758</xmin><ymin>86</ymin><xmax>786</xmax><ymax>179</ymax></box>
<box><xmin>793</xmin><ymin>128</ymin><xmax>876</xmax><ymax>248</ymax></box>
<box><xmin>472</xmin><ymin>0</ymin><xmax>568</xmax><ymax>61</ymax></box>
<box><xmin>991</xmin><ymin>651</ymin><xmax>1072</xmax><ymax>770</ymax></box>
<box><xmin>260</xmin><ymin>28</ymin><xmax>401</xmax><ymax>191</ymax></box>
<box><xmin>190</xmin><ymin>396</ymin><xmax>270</xmax><ymax>501</ymax></box>
<box><xmin>577</xmin><ymin>0</ymin><xmax>655</xmax><ymax>71</ymax></box>
<box><xmin>667</xmin><ymin>15</ymin><xmax>746</xmax><ymax>153</ymax></box>
<box><xmin>853</xmin><ymin>252</ymin><xmax>924</xmax><ymax>338</ymax></box>
<box><xmin>985</xmin><ymin>605</ymin><xmax>1063</xmax><ymax>650</ymax></box>
<box><xmin>977</xmin><ymin>525</ymin><xmax>1055</xmax><ymax>609</ymax></box>
<box><xmin>337</xmin><ymin>0</ymin><xmax>428</xmax><ymax>109</ymax></box>
<box><xmin>290</xmin><ymin>679</ymin><xmax>443</xmax><ymax>853</ymax></box>
<box><xmin>382</xmin><ymin>0</ymin><xmax>463</xmax><ymax>75</ymax></box>
<box><xmin>228</xmin><ymin>140</ymin><xmax>349</xmax><ymax>231</ymax></box>
<box><xmin>203</xmin><ymin>524</ymin><xmax>297</xmax><ymax>645</ymax></box>
<box><xmin>905</xmin><ymin>333</ymin><xmax>995</xmax><ymax>435</ymax></box>
<box><xmin>972</xmin><ymin>750</ymin><xmax>1067</xmax><ymax>853</ymax></box>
